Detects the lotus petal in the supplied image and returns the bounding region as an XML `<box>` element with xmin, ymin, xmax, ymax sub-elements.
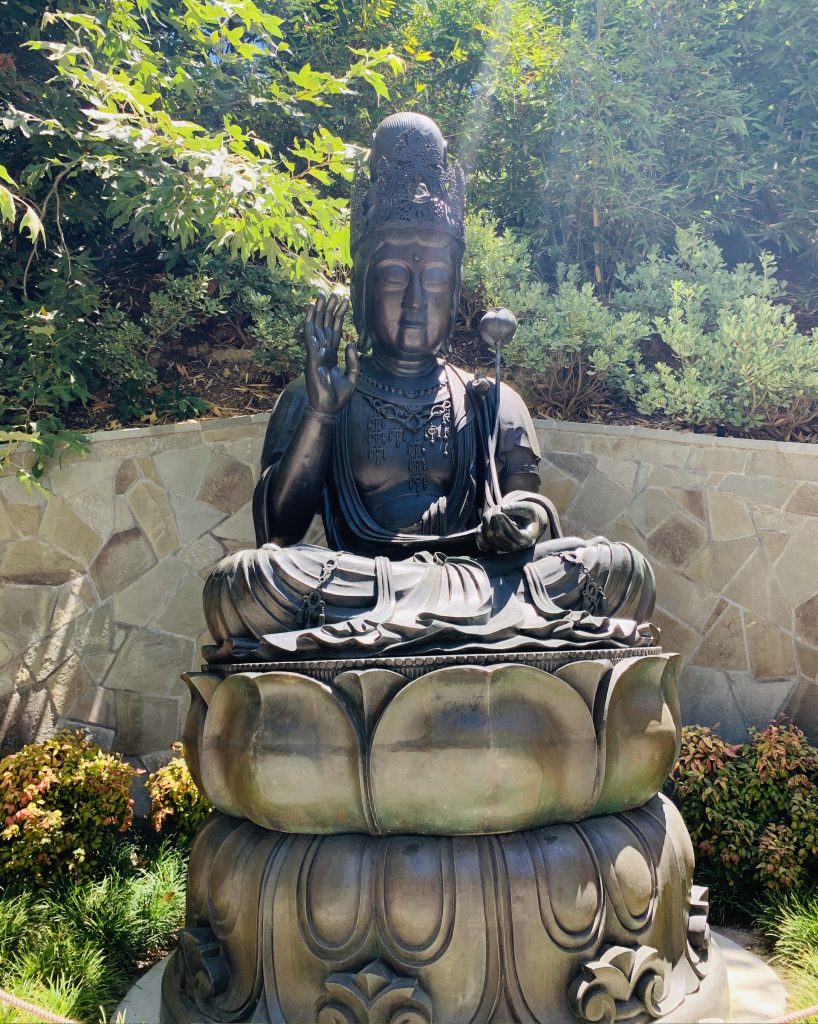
<box><xmin>200</xmin><ymin>671</ymin><xmax>369</xmax><ymax>832</ymax></box>
<box><xmin>369</xmin><ymin>663</ymin><xmax>597</xmax><ymax>833</ymax></box>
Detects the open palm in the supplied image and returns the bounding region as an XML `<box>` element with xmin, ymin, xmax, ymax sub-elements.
<box><xmin>304</xmin><ymin>293</ymin><xmax>358</xmax><ymax>415</ymax></box>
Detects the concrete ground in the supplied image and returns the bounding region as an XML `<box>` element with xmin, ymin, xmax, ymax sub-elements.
<box><xmin>716</xmin><ymin>928</ymin><xmax>788</xmax><ymax>1023</ymax></box>
<box><xmin>115</xmin><ymin>929</ymin><xmax>790</xmax><ymax>1024</ymax></box>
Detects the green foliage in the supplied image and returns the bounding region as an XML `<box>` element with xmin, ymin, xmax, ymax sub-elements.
<box><xmin>626</xmin><ymin>230</ymin><xmax>818</xmax><ymax>436</ymax></box>
<box><xmin>3</xmin><ymin>0</ymin><xmax>818</xmax><ymax>468</ymax></box>
<box><xmin>0</xmin><ymin>731</ymin><xmax>136</xmax><ymax>885</ymax></box>
<box><xmin>461</xmin><ymin>210</ymin><xmax>645</xmax><ymax>420</ymax></box>
<box><xmin>460</xmin><ymin>210</ymin><xmax>534</xmax><ymax>329</ymax></box>
<box><xmin>84</xmin><ymin>271</ymin><xmax>221</xmax><ymax>421</ymax></box>
<box><xmin>504</xmin><ymin>268</ymin><xmax>646</xmax><ymax>420</ymax></box>
<box><xmin>529</xmin><ymin>0</ymin><xmax>755</xmax><ymax>291</ymax></box>
<box><xmin>758</xmin><ymin>890</ymin><xmax>818</xmax><ymax>1016</ymax></box>
<box><xmin>672</xmin><ymin>722</ymin><xmax>818</xmax><ymax>916</ymax></box>
<box><xmin>391</xmin><ymin>0</ymin><xmax>818</xmax><ymax>296</ymax></box>
<box><xmin>0</xmin><ymin>843</ymin><xmax>186</xmax><ymax>1022</ymax></box>
<box><xmin>0</xmin><ymin>0</ymin><xmax>403</xmax><ymax>483</ymax></box>
<box><xmin>199</xmin><ymin>254</ymin><xmax>312</xmax><ymax>377</ymax></box>
<box><xmin>0</xmin><ymin>301</ymin><xmax>92</xmax><ymax>491</ymax></box>
<box><xmin>612</xmin><ymin>226</ymin><xmax>784</xmax><ymax>325</ymax></box>
<box><xmin>14</xmin><ymin>2</ymin><xmax>401</xmax><ymax>274</ymax></box>
<box><xmin>147</xmin><ymin>744</ymin><xmax>212</xmax><ymax>847</ymax></box>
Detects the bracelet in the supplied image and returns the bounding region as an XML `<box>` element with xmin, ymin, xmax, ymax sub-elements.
<box><xmin>303</xmin><ymin>404</ymin><xmax>339</xmax><ymax>426</ymax></box>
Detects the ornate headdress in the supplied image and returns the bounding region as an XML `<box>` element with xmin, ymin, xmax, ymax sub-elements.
<box><xmin>350</xmin><ymin>112</ymin><xmax>465</xmax><ymax>253</ymax></box>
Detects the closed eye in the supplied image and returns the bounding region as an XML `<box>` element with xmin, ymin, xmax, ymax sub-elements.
<box><xmin>422</xmin><ymin>265</ymin><xmax>451</xmax><ymax>288</ymax></box>
<box><xmin>374</xmin><ymin>262</ymin><xmax>410</xmax><ymax>287</ymax></box>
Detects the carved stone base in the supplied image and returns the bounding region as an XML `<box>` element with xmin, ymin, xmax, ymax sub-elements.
<box><xmin>160</xmin><ymin>795</ymin><xmax>729</xmax><ymax>1024</ymax></box>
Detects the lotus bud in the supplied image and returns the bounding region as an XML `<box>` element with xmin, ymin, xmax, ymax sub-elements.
<box><xmin>479</xmin><ymin>307</ymin><xmax>517</xmax><ymax>350</ymax></box>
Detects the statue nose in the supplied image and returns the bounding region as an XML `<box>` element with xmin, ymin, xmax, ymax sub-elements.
<box><xmin>402</xmin><ymin>270</ymin><xmax>426</xmax><ymax>311</ymax></box>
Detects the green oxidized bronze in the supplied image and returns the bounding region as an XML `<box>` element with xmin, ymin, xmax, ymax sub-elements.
<box><xmin>161</xmin><ymin>112</ymin><xmax>729</xmax><ymax>1024</ymax></box>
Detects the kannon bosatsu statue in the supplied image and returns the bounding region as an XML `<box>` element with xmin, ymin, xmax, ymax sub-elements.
<box><xmin>203</xmin><ymin>111</ymin><xmax>655</xmax><ymax>663</ymax></box>
<box><xmin>160</xmin><ymin>113</ymin><xmax>729</xmax><ymax>1024</ymax></box>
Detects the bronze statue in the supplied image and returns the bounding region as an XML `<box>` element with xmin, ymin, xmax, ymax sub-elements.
<box><xmin>161</xmin><ymin>113</ymin><xmax>728</xmax><ymax>1024</ymax></box>
<box><xmin>203</xmin><ymin>112</ymin><xmax>655</xmax><ymax>663</ymax></box>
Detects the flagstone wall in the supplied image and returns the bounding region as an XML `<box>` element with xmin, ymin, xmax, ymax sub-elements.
<box><xmin>534</xmin><ymin>419</ymin><xmax>818</xmax><ymax>743</ymax></box>
<box><xmin>1</xmin><ymin>413</ymin><xmax>817</xmax><ymax>764</ymax></box>
<box><xmin>0</xmin><ymin>414</ymin><xmax>269</xmax><ymax>767</ymax></box>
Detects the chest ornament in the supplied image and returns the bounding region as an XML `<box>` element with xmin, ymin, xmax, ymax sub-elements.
<box><xmin>358</xmin><ymin>372</ymin><xmax>452</xmax><ymax>493</ymax></box>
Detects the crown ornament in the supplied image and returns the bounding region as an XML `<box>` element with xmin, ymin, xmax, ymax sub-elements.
<box><xmin>351</xmin><ymin>113</ymin><xmax>465</xmax><ymax>252</ymax></box>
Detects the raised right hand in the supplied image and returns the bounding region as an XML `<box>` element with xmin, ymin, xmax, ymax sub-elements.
<box><xmin>304</xmin><ymin>292</ymin><xmax>358</xmax><ymax>416</ymax></box>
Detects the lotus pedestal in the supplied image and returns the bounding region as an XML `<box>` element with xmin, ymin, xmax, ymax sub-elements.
<box><xmin>160</xmin><ymin>650</ymin><xmax>730</xmax><ymax>1024</ymax></box>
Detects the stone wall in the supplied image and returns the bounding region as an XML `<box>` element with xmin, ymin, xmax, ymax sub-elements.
<box><xmin>0</xmin><ymin>414</ymin><xmax>268</xmax><ymax>766</ymax></box>
<box><xmin>534</xmin><ymin>419</ymin><xmax>818</xmax><ymax>743</ymax></box>
<box><xmin>1</xmin><ymin>413</ymin><xmax>817</xmax><ymax>763</ymax></box>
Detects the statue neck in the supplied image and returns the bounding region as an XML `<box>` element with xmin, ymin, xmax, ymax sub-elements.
<box><xmin>370</xmin><ymin>350</ymin><xmax>442</xmax><ymax>380</ymax></box>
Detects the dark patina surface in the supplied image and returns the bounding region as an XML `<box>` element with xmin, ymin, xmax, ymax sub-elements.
<box><xmin>161</xmin><ymin>112</ymin><xmax>727</xmax><ymax>1024</ymax></box>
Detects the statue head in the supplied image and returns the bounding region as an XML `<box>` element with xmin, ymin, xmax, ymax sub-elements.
<box><xmin>350</xmin><ymin>113</ymin><xmax>466</xmax><ymax>359</ymax></box>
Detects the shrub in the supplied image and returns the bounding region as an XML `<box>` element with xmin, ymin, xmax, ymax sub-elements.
<box><xmin>460</xmin><ymin>212</ymin><xmax>646</xmax><ymax>420</ymax></box>
<box><xmin>612</xmin><ymin>226</ymin><xmax>784</xmax><ymax>325</ymax></box>
<box><xmin>199</xmin><ymin>255</ymin><xmax>312</xmax><ymax>378</ymax></box>
<box><xmin>619</xmin><ymin>229</ymin><xmax>818</xmax><ymax>437</ymax></box>
<box><xmin>672</xmin><ymin>721</ymin><xmax>818</xmax><ymax>917</ymax></box>
<box><xmin>503</xmin><ymin>269</ymin><xmax>646</xmax><ymax>420</ymax></box>
<box><xmin>84</xmin><ymin>272</ymin><xmax>221</xmax><ymax>417</ymax></box>
<box><xmin>460</xmin><ymin>210</ymin><xmax>534</xmax><ymax>330</ymax></box>
<box><xmin>146</xmin><ymin>744</ymin><xmax>211</xmax><ymax>847</ymax></box>
<box><xmin>0</xmin><ymin>731</ymin><xmax>136</xmax><ymax>884</ymax></box>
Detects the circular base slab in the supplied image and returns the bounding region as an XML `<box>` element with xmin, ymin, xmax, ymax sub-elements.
<box><xmin>159</xmin><ymin>797</ymin><xmax>729</xmax><ymax>1024</ymax></box>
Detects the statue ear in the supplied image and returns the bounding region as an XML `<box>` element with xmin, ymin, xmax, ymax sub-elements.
<box><xmin>447</xmin><ymin>269</ymin><xmax>461</xmax><ymax>347</ymax></box>
<box><xmin>357</xmin><ymin>327</ymin><xmax>373</xmax><ymax>354</ymax></box>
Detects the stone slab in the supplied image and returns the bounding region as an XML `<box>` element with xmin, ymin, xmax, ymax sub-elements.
<box><xmin>114</xmin><ymin>557</ymin><xmax>189</xmax><ymax>628</ymax></box>
<box><xmin>106</xmin><ymin>631</ymin><xmax>196</xmax><ymax>695</ymax></box>
<box><xmin>90</xmin><ymin>527</ymin><xmax>157</xmax><ymax>601</ymax></box>
<box><xmin>155</xmin><ymin>447</ymin><xmax>212</xmax><ymax>498</ymax></box>
<box><xmin>196</xmin><ymin>452</ymin><xmax>254</xmax><ymax>512</ymax></box>
<box><xmin>127</xmin><ymin>479</ymin><xmax>181</xmax><ymax>559</ymax></box>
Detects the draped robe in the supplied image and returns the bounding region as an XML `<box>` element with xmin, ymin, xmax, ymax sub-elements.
<box><xmin>203</xmin><ymin>366</ymin><xmax>656</xmax><ymax>662</ymax></box>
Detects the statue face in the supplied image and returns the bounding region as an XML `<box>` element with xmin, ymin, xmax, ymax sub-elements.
<box><xmin>367</xmin><ymin>232</ymin><xmax>458</xmax><ymax>360</ymax></box>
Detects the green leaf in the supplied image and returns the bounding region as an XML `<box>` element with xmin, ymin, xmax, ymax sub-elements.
<box><xmin>20</xmin><ymin>206</ymin><xmax>44</xmax><ymax>243</ymax></box>
<box><xmin>0</xmin><ymin>185</ymin><xmax>15</xmax><ymax>223</ymax></box>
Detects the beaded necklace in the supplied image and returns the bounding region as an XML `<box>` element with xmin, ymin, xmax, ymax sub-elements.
<box><xmin>357</xmin><ymin>363</ymin><xmax>452</xmax><ymax>492</ymax></box>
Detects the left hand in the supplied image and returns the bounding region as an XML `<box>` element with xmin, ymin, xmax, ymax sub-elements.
<box><xmin>478</xmin><ymin>496</ymin><xmax>549</xmax><ymax>553</ymax></box>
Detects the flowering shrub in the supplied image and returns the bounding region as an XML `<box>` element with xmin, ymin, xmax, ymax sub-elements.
<box><xmin>146</xmin><ymin>744</ymin><xmax>211</xmax><ymax>847</ymax></box>
<box><xmin>672</xmin><ymin>721</ymin><xmax>818</xmax><ymax>907</ymax></box>
<box><xmin>0</xmin><ymin>731</ymin><xmax>136</xmax><ymax>884</ymax></box>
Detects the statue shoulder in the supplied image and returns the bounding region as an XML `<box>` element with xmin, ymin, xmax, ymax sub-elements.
<box><xmin>497</xmin><ymin>380</ymin><xmax>541</xmax><ymax>460</ymax></box>
<box><xmin>498</xmin><ymin>379</ymin><xmax>533</xmax><ymax>416</ymax></box>
<box><xmin>260</xmin><ymin>377</ymin><xmax>308</xmax><ymax>470</ymax></box>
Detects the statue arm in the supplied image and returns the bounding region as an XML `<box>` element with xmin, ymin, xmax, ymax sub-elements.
<box><xmin>255</xmin><ymin>404</ymin><xmax>336</xmax><ymax>547</ymax></box>
<box><xmin>255</xmin><ymin>294</ymin><xmax>357</xmax><ymax>547</ymax></box>
<box><xmin>477</xmin><ymin>384</ymin><xmax>555</xmax><ymax>552</ymax></box>
<box><xmin>495</xmin><ymin>382</ymin><xmax>542</xmax><ymax>496</ymax></box>
<box><xmin>500</xmin><ymin>458</ymin><xmax>541</xmax><ymax>497</ymax></box>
